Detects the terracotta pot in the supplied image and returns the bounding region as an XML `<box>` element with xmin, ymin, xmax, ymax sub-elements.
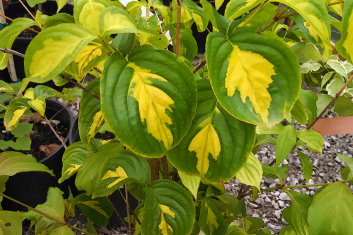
<box><xmin>311</xmin><ymin>116</ymin><xmax>353</xmax><ymax>135</ymax></box>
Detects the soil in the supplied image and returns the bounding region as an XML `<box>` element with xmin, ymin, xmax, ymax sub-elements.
<box><xmin>0</xmin><ymin>120</ymin><xmax>68</xmax><ymax>160</ymax></box>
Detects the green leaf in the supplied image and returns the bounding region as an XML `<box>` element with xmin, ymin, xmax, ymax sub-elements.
<box><xmin>308</xmin><ymin>182</ymin><xmax>353</xmax><ymax>235</ymax></box>
<box><xmin>75</xmin><ymin>194</ymin><xmax>113</xmax><ymax>226</ymax></box>
<box><xmin>0</xmin><ymin>151</ymin><xmax>53</xmax><ymax>176</ymax></box>
<box><xmin>0</xmin><ymin>211</ymin><xmax>23</xmax><ymax>235</ymax></box>
<box><xmin>336</xmin><ymin>0</ymin><xmax>353</xmax><ymax>63</ymax></box>
<box><xmin>0</xmin><ymin>176</ymin><xmax>9</xmax><ymax>205</ymax></box>
<box><xmin>27</xmin><ymin>0</ymin><xmax>47</xmax><ymax>7</ymax></box>
<box><xmin>101</xmin><ymin>46</ymin><xmax>197</xmax><ymax>157</ymax></box>
<box><xmin>56</xmin><ymin>0</ymin><xmax>68</xmax><ymax>12</ymax></box>
<box><xmin>215</xmin><ymin>0</ymin><xmax>225</xmax><ymax>10</ymax></box>
<box><xmin>299</xmin><ymin>90</ymin><xmax>317</xmax><ymax>124</ymax></box>
<box><xmin>225</xmin><ymin>0</ymin><xmax>266</xmax><ymax>20</ymax></box>
<box><xmin>11</xmin><ymin>123</ymin><xmax>33</xmax><ymax>137</ymax></box>
<box><xmin>276</xmin><ymin>125</ymin><xmax>296</xmax><ymax>166</ymax></box>
<box><xmin>271</xmin><ymin>0</ymin><xmax>331</xmax><ymax>59</ymax></box>
<box><xmin>50</xmin><ymin>226</ymin><xmax>75</xmax><ymax>235</ymax></box>
<box><xmin>112</xmin><ymin>33</ymin><xmax>136</xmax><ymax>56</ymax></box>
<box><xmin>235</xmin><ymin>153</ymin><xmax>263</xmax><ymax>190</ymax></box>
<box><xmin>337</xmin><ymin>154</ymin><xmax>353</xmax><ymax>179</ymax></box>
<box><xmin>226</xmin><ymin>225</ymin><xmax>248</xmax><ymax>235</ymax></box>
<box><xmin>334</xmin><ymin>96</ymin><xmax>353</xmax><ymax>116</ymax></box>
<box><xmin>179</xmin><ymin>29</ymin><xmax>198</xmax><ymax>61</ymax></box>
<box><xmin>0</xmin><ymin>18</ymin><xmax>37</xmax><ymax>69</ymax></box>
<box><xmin>43</xmin><ymin>13</ymin><xmax>75</xmax><ymax>28</ymax></box>
<box><xmin>24</xmin><ymin>23</ymin><xmax>96</xmax><ymax>83</ymax></box>
<box><xmin>239</xmin><ymin>3</ymin><xmax>278</xmax><ymax>31</ymax></box>
<box><xmin>25</xmin><ymin>188</ymin><xmax>65</xmax><ymax>234</ymax></box>
<box><xmin>326</xmin><ymin>74</ymin><xmax>345</xmax><ymax>97</ymax></box>
<box><xmin>206</xmin><ymin>28</ymin><xmax>300</xmax><ymax>126</ymax></box>
<box><xmin>142</xmin><ymin>180</ymin><xmax>195</xmax><ymax>235</ymax></box>
<box><xmin>297</xmin><ymin>151</ymin><xmax>313</xmax><ymax>182</ymax></box>
<box><xmin>178</xmin><ymin>171</ymin><xmax>200</xmax><ymax>199</ymax></box>
<box><xmin>296</xmin><ymin>130</ymin><xmax>323</xmax><ymax>153</ymax></box>
<box><xmin>99</xmin><ymin>6</ymin><xmax>139</xmax><ymax>36</ymax></box>
<box><xmin>78</xmin><ymin>78</ymin><xmax>102</xmax><ymax>144</ymax></box>
<box><xmin>168</xmin><ymin>80</ymin><xmax>255</xmax><ymax>183</ymax></box>
<box><xmin>200</xmin><ymin>0</ymin><xmax>230</xmax><ymax>34</ymax></box>
<box><xmin>291</xmin><ymin>99</ymin><xmax>309</xmax><ymax>124</ymax></box>
<box><xmin>294</xmin><ymin>43</ymin><xmax>321</xmax><ymax>63</ymax></box>
<box><xmin>200</xmin><ymin>195</ymin><xmax>244</xmax><ymax>235</ymax></box>
<box><xmin>75</xmin><ymin>141</ymin><xmax>150</xmax><ymax>198</ymax></box>
<box><xmin>327</xmin><ymin>55</ymin><xmax>353</xmax><ymax>78</ymax></box>
<box><xmin>59</xmin><ymin>142</ymin><xmax>95</xmax><ymax>183</ymax></box>
<box><xmin>181</xmin><ymin>0</ymin><xmax>208</xmax><ymax>32</ymax></box>
<box><xmin>316</xmin><ymin>93</ymin><xmax>332</xmax><ymax>114</ymax></box>
<box><xmin>283</xmin><ymin>190</ymin><xmax>312</xmax><ymax>235</ymax></box>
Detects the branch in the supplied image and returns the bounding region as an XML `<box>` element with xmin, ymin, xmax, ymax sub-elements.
<box><xmin>308</xmin><ymin>73</ymin><xmax>353</xmax><ymax>129</ymax></box>
<box><xmin>0</xmin><ymin>193</ymin><xmax>94</xmax><ymax>235</ymax></box>
<box><xmin>59</xmin><ymin>75</ymin><xmax>101</xmax><ymax>101</ymax></box>
<box><xmin>261</xmin><ymin>180</ymin><xmax>349</xmax><ymax>192</ymax></box>
<box><xmin>193</xmin><ymin>59</ymin><xmax>206</xmax><ymax>74</ymax></box>
<box><xmin>0</xmin><ymin>13</ymin><xmax>40</xmax><ymax>33</ymax></box>
<box><xmin>175</xmin><ymin>0</ymin><xmax>182</xmax><ymax>56</ymax></box>
<box><xmin>44</xmin><ymin>116</ymin><xmax>67</xmax><ymax>149</ymax></box>
<box><xmin>0</xmin><ymin>48</ymin><xmax>24</xmax><ymax>58</ymax></box>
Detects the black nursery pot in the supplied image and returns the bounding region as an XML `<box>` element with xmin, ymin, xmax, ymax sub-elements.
<box><xmin>2</xmin><ymin>99</ymin><xmax>74</xmax><ymax>211</ymax></box>
<box><xmin>1</xmin><ymin>0</ymin><xmax>73</xmax><ymax>90</ymax></box>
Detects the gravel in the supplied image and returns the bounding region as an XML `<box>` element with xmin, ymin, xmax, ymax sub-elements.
<box><xmin>225</xmin><ymin>132</ymin><xmax>353</xmax><ymax>234</ymax></box>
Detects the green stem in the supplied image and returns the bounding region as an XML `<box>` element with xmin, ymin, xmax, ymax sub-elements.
<box><xmin>261</xmin><ymin>180</ymin><xmax>349</xmax><ymax>192</ymax></box>
<box><xmin>0</xmin><ymin>193</ymin><xmax>94</xmax><ymax>235</ymax></box>
<box><xmin>175</xmin><ymin>0</ymin><xmax>182</xmax><ymax>56</ymax></box>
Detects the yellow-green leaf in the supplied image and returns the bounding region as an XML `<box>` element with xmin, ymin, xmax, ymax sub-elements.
<box><xmin>28</xmin><ymin>99</ymin><xmax>46</xmax><ymax>116</ymax></box>
<box><xmin>99</xmin><ymin>7</ymin><xmax>139</xmax><ymax>36</ymax></box>
<box><xmin>188</xmin><ymin>115</ymin><xmax>221</xmax><ymax>177</ymax></box>
<box><xmin>101</xmin><ymin>166</ymin><xmax>128</xmax><ymax>189</ymax></box>
<box><xmin>235</xmin><ymin>153</ymin><xmax>263</xmax><ymax>190</ymax></box>
<box><xmin>207</xmin><ymin>204</ymin><xmax>219</xmax><ymax>232</ymax></box>
<box><xmin>178</xmin><ymin>170</ymin><xmax>201</xmax><ymax>199</ymax></box>
<box><xmin>215</xmin><ymin>0</ymin><xmax>225</xmax><ymax>10</ymax></box>
<box><xmin>65</xmin><ymin>164</ymin><xmax>82</xmax><ymax>175</ymax></box>
<box><xmin>80</xmin><ymin>200</ymin><xmax>109</xmax><ymax>218</ymax></box>
<box><xmin>226</xmin><ymin>45</ymin><xmax>276</xmax><ymax>124</ymax></box>
<box><xmin>79</xmin><ymin>1</ymin><xmax>106</xmax><ymax>33</ymax></box>
<box><xmin>24</xmin><ymin>24</ymin><xmax>96</xmax><ymax>83</ymax></box>
<box><xmin>87</xmin><ymin>111</ymin><xmax>105</xmax><ymax>142</ymax></box>
<box><xmin>7</xmin><ymin>107</ymin><xmax>28</xmax><ymax>130</ymax></box>
<box><xmin>56</xmin><ymin>0</ymin><xmax>68</xmax><ymax>12</ymax></box>
<box><xmin>129</xmin><ymin>63</ymin><xmax>174</xmax><ymax>150</ymax></box>
<box><xmin>337</xmin><ymin>0</ymin><xmax>353</xmax><ymax>63</ymax></box>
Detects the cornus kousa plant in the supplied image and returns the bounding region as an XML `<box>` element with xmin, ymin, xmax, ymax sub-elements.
<box><xmin>1</xmin><ymin>0</ymin><xmax>353</xmax><ymax>234</ymax></box>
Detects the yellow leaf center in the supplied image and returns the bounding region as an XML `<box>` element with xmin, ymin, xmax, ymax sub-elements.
<box><xmin>188</xmin><ymin>115</ymin><xmax>221</xmax><ymax>177</ymax></box>
<box><xmin>65</xmin><ymin>164</ymin><xmax>82</xmax><ymax>175</ymax></box>
<box><xmin>158</xmin><ymin>204</ymin><xmax>175</xmax><ymax>235</ymax></box>
<box><xmin>102</xmin><ymin>166</ymin><xmax>128</xmax><ymax>189</ymax></box>
<box><xmin>129</xmin><ymin>63</ymin><xmax>174</xmax><ymax>149</ymax></box>
<box><xmin>225</xmin><ymin>45</ymin><xmax>276</xmax><ymax>123</ymax></box>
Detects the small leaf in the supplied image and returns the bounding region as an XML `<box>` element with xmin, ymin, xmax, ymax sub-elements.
<box><xmin>308</xmin><ymin>182</ymin><xmax>353</xmax><ymax>235</ymax></box>
<box><xmin>337</xmin><ymin>154</ymin><xmax>353</xmax><ymax>179</ymax></box>
<box><xmin>334</xmin><ymin>96</ymin><xmax>353</xmax><ymax>116</ymax></box>
<box><xmin>59</xmin><ymin>141</ymin><xmax>95</xmax><ymax>183</ymax></box>
<box><xmin>75</xmin><ymin>194</ymin><xmax>113</xmax><ymax>226</ymax></box>
<box><xmin>178</xmin><ymin>171</ymin><xmax>200</xmax><ymax>199</ymax></box>
<box><xmin>0</xmin><ymin>211</ymin><xmax>23</xmax><ymax>235</ymax></box>
<box><xmin>296</xmin><ymin>130</ymin><xmax>324</xmax><ymax>153</ymax></box>
<box><xmin>0</xmin><ymin>152</ymin><xmax>53</xmax><ymax>176</ymax></box>
<box><xmin>225</xmin><ymin>0</ymin><xmax>266</xmax><ymax>20</ymax></box>
<box><xmin>141</xmin><ymin>180</ymin><xmax>195</xmax><ymax>235</ymax></box>
<box><xmin>25</xmin><ymin>188</ymin><xmax>65</xmax><ymax>234</ymax></box>
<box><xmin>75</xmin><ymin>141</ymin><xmax>150</xmax><ymax>198</ymax></box>
<box><xmin>276</xmin><ymin>125</ymin><xmax>296</xmax><ymax>166</ymax></box>
<box><xmin>235</xmin><ymin>153</ymin><xmax>263</xmax><ymax>190</ymax></box>
<box><xmin>326</xmin><ymin>74</ymin><xmax>345</xmax><ymax>97</ymax></box>
<box><xmin>4</xmin><ymin>98</ymin><xmax>30</xmax><ymax>131</ymax></box>
<box><xmin>297</xmin><ymin>151</ymin><xmax>313</xmax><ymax>182</ymax></box>
<box><xmin>56</xmin><ymin>0</ymin><xmax>68</xmax><ymax>12</ymax></box>
<box><xmin>24</xmin><ymin>24</ymin><xmax>96</xmax><ymax>83</ymax></box>
<box><xmin>78</xmin><ymin>78</ymin><xmax>102</xmax><ymax>144</ymax></box>
<box><xmin>283</xmin><ymin>190</ymin><xmax>312</xmax><ymax>235</ymax></box>
<box><xmin>50</xmin><ymin>226</ymin><xmax>75</xmax><ymax>235</ymax></box>
<box><xmin>27</xmin><ymin>0</ymin><xmax>46</xmax><ymax>7</ymax></box>
<box><xmin>99</xmin><ymin>6</ymin><xmax>139</xmax><ymax>36</ymax></box>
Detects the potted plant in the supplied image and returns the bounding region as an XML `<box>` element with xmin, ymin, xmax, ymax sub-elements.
<box><xmin>1</xmin><ymin>0</ymin><xmax>353</xmax><ymax>234</ymax></box>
